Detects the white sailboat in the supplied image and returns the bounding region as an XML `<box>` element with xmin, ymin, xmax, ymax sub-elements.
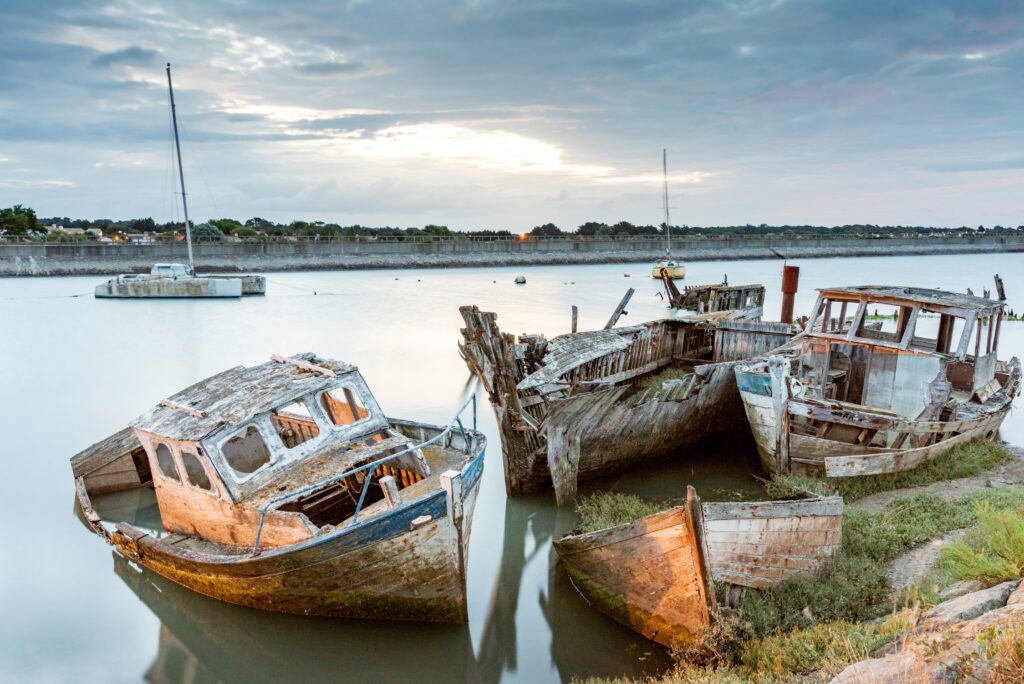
<box><xmin>651</xmin><ymin>149</ymin><xmax>686</xmax><ymax>280</ymax></box>
<box><xmin>95</xmin><ymin>64</ymin><xmax>264</xmax><ymax>298</ymax></box>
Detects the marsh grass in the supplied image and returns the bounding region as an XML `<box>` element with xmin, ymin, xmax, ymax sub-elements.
<box><xmin>973</xmin><ymin>621</ymin><xmax>1024</xmax><ymax>683</ymax></box>
<box><xmin>632</xmin><ymin>364</ymin><xmax>695</xmax><ymax>394</ymax></box>
<box><xmin>735</xmin><ymin>488</ymin><xmax>1024</xmax><ymax>640</ymax></box>
<box><xmin>576</xmin><ymin>492</ymin><xmax>669</xmax><ymax>533</ymax></box>
<box><xmin>941</xmin><ymin>502</ymin><xmax>1024</xmax><ymax>586</ymax></box>
<box><xmin>766</xmin><ymin>440</ymin><xmax>1013</xmax><ymax>502</ymax></box>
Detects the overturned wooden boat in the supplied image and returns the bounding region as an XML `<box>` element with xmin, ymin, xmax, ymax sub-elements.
<box><xmin>553</xmin><ymin>486</ymin><xmax>843</xmax><ymax>647</ymax></box>
<box><xmin>72</xmin><ymin>353</ymin><xmax>485</xmax><ymax>622</ymax></box>
<box><xmin>735</xmin><ymin>286</ymin><xmax>1021</xmax><ymax>477</ymax></box>
<box><xmin>459</xmin><ymin>303</ymin><xmax>794</xmax><ymax>505</ymax></box>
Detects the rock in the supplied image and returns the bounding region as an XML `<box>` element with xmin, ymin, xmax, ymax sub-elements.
<box><xmin>924</xmin><ymin>579</ymin><xmax>1020</xmax><ymax>626</ymax></box>
<box><xmin>1008</xmin><ymin>582</ymin><xmax>1024</xmax><ymax>606</ymax></box>
<box><xmin>938</xmin><ymin>580</ymin><xmax>984</xmax><ymax>601</ymax></box>
<box><xmin>830</xmin><ymin>651</ymin><xmax>924</xmax><ymax>684</ymax></box>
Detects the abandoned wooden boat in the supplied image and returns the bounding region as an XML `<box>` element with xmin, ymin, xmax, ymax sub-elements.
<box><xmin>72</xmin><ymin>353</ymin><xmax>485</xmax><ymax>622</ymax></box>
<box><xmin>662</xmin><ymin>279</ymin><xmax>765</xmax><ymax>315</ymax></box>
<box><xmin>95</xmin><ymin>65</ymin><xmax>264</xmax><ymax>299</ymax></box>
<box><xmin>735</xmin><ymin>285</ymin><xmax>1022</xmax><ymax>477</ymax></box>
<box><xmin>553</xmin><ymin>486</ymin><xmax>843</xmax><ymax>648</ymax></box>
<box><xmin>459</xmin><ymin>302</ymin><xmax>795</xmax><ymax>505</ymax></box>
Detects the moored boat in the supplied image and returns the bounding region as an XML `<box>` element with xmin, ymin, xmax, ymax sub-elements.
<box><xmin>459</xmin><ymin>298</ymin><xmax>795</xmax><ymax>505</ymax></box>
<box><xmin>553</xmin><ymin>486</ymin><xmax>843</xmax><ymax>647</ymax></box>
<box><xmin>72</xmin><ymin>353</ymin><xmax>485</xmax><ymax>622</ymax></box>
<box><xmin>735</xmin><ymin>285</ymin><xmax>1021</xmax><ymax>477</ymax></box>
<box><xmin>94</xmin><ymin>65</ymin><xmax>264</xmax><ymax>299</ymax></box>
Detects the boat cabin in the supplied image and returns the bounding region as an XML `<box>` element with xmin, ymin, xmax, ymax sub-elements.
<box><xmin>799</xmin><ymin>286</ymin><xmax>1007</xmax><ymax>419</ymax></box>
<box><xmin>151</xmin><ymin>263</ymin><xmax>189</xmax><ymax>277</ymax></box>
<box><xmin>129</xmin><ymin>353</ymin><xmax>429</xmax><ymax>549</ymax></box>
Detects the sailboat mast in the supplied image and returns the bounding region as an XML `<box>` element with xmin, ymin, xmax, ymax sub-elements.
<box><xmin>166</xmin><ymin>63</ymin><xmax>194</xmax><ymax>275</ymax></box>
<box><xmin>662</xmin><ymin>148</ymin><xmax>671</xmax><ymax>256</ymax></box>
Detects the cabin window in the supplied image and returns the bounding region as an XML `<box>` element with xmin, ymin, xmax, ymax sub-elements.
<box><xmin>222</xmin><ymin>425</ymin><xmax>272</xmax><ymax>475</ymax></box>
<box><xmin>855</xmin><ymin>303</ymin><xmax>911</xmax><ymax>343</ymax></box>
<box><xmin>181</xmin><ymin>450</ymin><xmax>213</xmax><ymax>491</ymax></box>
<box><xmin>155</xmin><ymin>443</ymin><xmax>180</xmax><ymax>481</ymax></box>
<box><xmin>272</xmin><ymin>400</ymin><xmax>320</xmax><ymax>449</ymax></box>
<box><xmin>320</xmin><ymin>387</ymin><xmax>369</xmax><ymax>427</ymax></box>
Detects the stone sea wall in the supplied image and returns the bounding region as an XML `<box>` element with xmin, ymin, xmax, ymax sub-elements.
<box><xmin>1</xmin><ymin>234</ymin><xmax>1022</xmax><ymax>276</ymax></box>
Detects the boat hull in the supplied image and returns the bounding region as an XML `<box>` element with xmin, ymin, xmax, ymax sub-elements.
<box><xmin>553</xmin><ymin>489</ymin><xmax>842</xmax><ymax>647</ymax></box>
<box><xmin>735</xmin><ymin>358</ymin><xmax>1021</xmax><ymax>476</ymax></box>
<box><xmin>652</xmin><ymin>265</ymin><xmax>686</xmax><ymax>279</ymax></box>
<box><xmin>459</xmin><ymin>306</ymin><xmax>794</xmax><ymax>504</ymax></box>
<box><xmin>74</xmin><ymin>422</ymin><xmax>485</xmax><ymax>623</ymax></box>
<box><xmin>95</xmin><ymin>275</ymin><xmax>243</xmax><ymax>298</ymax></box>
<box><xmin>553</xmin><ymin>489</ymin><xmax>713</xmax><ymax>648</ymax></box>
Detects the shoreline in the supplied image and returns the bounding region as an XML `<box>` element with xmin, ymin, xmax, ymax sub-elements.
<box><xmin>1</xmin><ymin>233</ymin><xmax>1021</xmax><ymax>276</ymax></box>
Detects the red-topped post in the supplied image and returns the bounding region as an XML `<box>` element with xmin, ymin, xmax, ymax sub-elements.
<box><xmin>781</xmin><ymin>265</ymin><xmax>799</xmax><ymax>323</ymax></box>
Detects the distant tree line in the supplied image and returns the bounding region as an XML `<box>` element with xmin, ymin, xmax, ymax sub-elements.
<box><xmin>1</xmin><ymin>204</ymin><xmax>1022</xmax><ymax>241</ymax></box>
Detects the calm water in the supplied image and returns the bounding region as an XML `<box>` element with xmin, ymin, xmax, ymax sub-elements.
<box><xmin>1</xmin><ymin>254</ymin><xmax>1022</xmax><ymax>683</ymax></box>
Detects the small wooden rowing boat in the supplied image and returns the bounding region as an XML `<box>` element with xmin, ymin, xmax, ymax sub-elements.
<box><xmin>553</xmin><ymin>486</ymin><xmax>843</xmax><ymax>647</ymax></box>
<box><xmin>735</xmin><ymin>285</ymin><xmax>1021</xmax><ymax>477</ymax></box>
<box><xmin>459</xmin><ymin>301</ymin><xmax>795</xmax><ymax>505</ymax></box>
<box><xmin>72</xmin><ymin>353</ymin><xmax>485</xmax><ymax>622</ymax></box>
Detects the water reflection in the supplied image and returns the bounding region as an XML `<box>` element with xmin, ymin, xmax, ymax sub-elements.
<box><xmin>113</xmin><ymin>552</ymin><xmax>475</xmax><ymax>683</ymax></box>
<box><xmin>5</xmin><ymin>255</ymin><xmax>1023</xmax><ymax>682</ymax></box>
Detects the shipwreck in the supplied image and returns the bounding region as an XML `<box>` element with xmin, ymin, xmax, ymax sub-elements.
<box><xmin>735</xmin><ymin>285</ymin><xmax>1021</xmax><ymax>477</ymax></box>
<box><xmin>553</xmin><ymin>486</ymin><xmax>843</xmax><ymax>647</ymax></box>
<box><xmin>72</xmin><ymin>353</ymin><xmax>485</xmax><ymax>622</ymax></box>
<box><xmin>459</xmin><ymin>290</ymin><xmax>795</xmax><ymax>505</ymax></box>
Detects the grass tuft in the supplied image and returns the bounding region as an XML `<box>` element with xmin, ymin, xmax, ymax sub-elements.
<box><xmin>576</xmin><ymin>492</ymin><xmax>668</xmax><ymax>533</ymax></box>
<box><xmin>941</xmin><ymin>501</ymin><xmax>1024</xmax><ymax>586</ymax></box>
<box><xmin>766</xmin><ymin>439</ymin><xmax>1013</xmax><ymax>502</ymax></box>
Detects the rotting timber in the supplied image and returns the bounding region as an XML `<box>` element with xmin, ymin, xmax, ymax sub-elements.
<box><xmin>552</xmin><ymin>485</ymin><xmax>843</xmax><ymax>648</ymax></box>
<box><xmin>736</xmin><ymin>284</ymin><xmax>1022</xmax><ymax>477</ymax></box>
<box><xmin>662</xmin><ymin>278</ymin><xmax>765</xmax><ymax>315</ymax></box>
<box><xmin>71</xmin><ymin>353</ymin><xmax>485</xmax><ymax>622</ymax></box>
<box><xmin>459</xmin><ymin>296</ymin><xmax>795</xmax><ymax>505</ymax></box>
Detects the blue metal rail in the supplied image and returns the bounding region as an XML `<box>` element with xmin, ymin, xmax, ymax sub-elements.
<box><xmin>251</xmin><ymin>393</ymin><xmax>477</xmax><ymax>556</ymax></box>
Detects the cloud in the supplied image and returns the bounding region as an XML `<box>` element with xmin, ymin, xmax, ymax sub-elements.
<box><xmin>0</xmin><ymin>179</ymin><xmax>74</xmax><ymax>187</ymax></box>
<box><xmin>347</xmin><ymin>123</ymin><xmax>613</xmax><ymax>176</ymax></box>
<box><xmin>92</xmin><ymin>45</ymin><xmax>157</xmax><ymax>68</ymax></box>
<box><xmin>295</xmin><ymin>60</ymin><xmax>371</xmax><ymax>77</ymax></box>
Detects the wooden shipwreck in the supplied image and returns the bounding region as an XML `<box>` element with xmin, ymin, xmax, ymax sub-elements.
<box><xmin>735</xmin><ymin>286</ymin><xmax>1022</xmax><ymax>477</ymax></box>
<box><xmin>459</xmin><ymin>302</ymin><xmax>794</xmax><ymax>505</ymax></box>
<box><xmin>72</xmin><ymin>353</ymin><xmax>485</xmax><ymax>622</ymax></box>
<box><xmin>553</xmin><ymin>486</ymin><xmax>843</xmax><ymax>648</ymax></box>
<box><xmin>662</xmin><ymin>279</ymin><xmax>766</xmax><ymax>316</ymax></box>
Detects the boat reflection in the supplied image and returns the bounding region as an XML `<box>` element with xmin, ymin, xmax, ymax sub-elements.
<box><xmin>475</xmin><ymin>497</ymin><xmax>674</xmax><ymax>683</ymax></box>
<box><xmin>112</xmin><ymin>552</ymin><xmax>474</xmax><ymax>683</ymax></box>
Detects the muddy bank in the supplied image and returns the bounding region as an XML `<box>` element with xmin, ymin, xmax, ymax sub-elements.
<box><xmin>2</xmin><ymin>233</ymin><xmax>1023</xmax><ymax>276</ymax></box>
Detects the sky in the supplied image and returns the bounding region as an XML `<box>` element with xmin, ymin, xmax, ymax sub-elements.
<box><xmin>1</xmin><ymin>0</ymin><xmax>1022</xmax><ymax>231</ymax></box>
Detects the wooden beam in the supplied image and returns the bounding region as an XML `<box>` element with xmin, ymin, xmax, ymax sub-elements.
<box><xmin>604</xmin><ymin>288</ymin><xmax>635</xmax><ymax>329</ymax></box>
<box><xmin>270</xmin><ymin>354</ymin><xmax>336</xmax><ymax>378</ymax></box>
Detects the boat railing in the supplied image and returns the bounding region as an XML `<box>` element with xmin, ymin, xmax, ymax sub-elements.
<box><xmin>251</xmin><ymin>393</ymin><xmax>477</xmax><ymax>556</ymax></box>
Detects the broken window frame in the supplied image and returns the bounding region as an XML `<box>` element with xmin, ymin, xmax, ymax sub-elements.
<box><xmin>180</xmin><ymin>447</ymin><xmax>216</xmax><ymax>494</ymax></box>
<box><xmin>271</xmin><ymin>398</ymin><xmax>322</xmax><ymax>451</ymax></box>
<box><xmin>319</xmin><ymin>385</ymin><xmax>371</xmax><ymax>429</ymax></box>
<box><xmin>219</xmin><ymin>423</ymin><xmax>275</xmax><ymax>480</ymax></box>
<box><xmin>155</xmin><ymin>442</ymin><xmax>181</xmax><ymax>482</ymax></box>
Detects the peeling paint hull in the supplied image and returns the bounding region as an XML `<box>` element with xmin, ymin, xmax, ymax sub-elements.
<box><xmin>553</xmin><ymin>487</ymin><xmax>842</xmax><ymax>647</ymax></box>
<box><xmin>459</xmin><ymin>305</ymin><xmax>794</xmax><ymax>504</ymax></box>
<box><xmin>72</xmin><ymin>419</ymin><xmax>485</xmax><ymax>623</ymax></box>
<box><xmin>736</xmin><ymin>357</ymin><xmax>1021</xmax><ymax>477</ymax></box>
